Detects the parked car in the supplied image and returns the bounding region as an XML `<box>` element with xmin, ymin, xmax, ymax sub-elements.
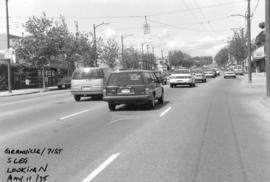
<box><xmin>103</xmin><ymin>70</ymin><xmax>164</xmax><ymax>111</ymax></box>
<box><xmin>71</xmin><ymin>67</ymin><xmax>111</xmax><ymax>101</ymax></box>
<box><xmin>57</xmin><ymin>76</ymin><xmax>71</xmax><ymax>89</ymax></box>
<box><xmin>169</xmin><ymin>69</ymin><xmax>196</xmax><ymax>88</ymax></box>
<box><xmin>194</xmin><ymin>72</ymin><xmax>207</xmax><ymax>83</ymax></box>
<box><xmin>233</xmin><ymin>65</ymin><xmax>244</xmax><ymax>75</ymax></box>
<box><xmin>224</xmin><ymin>70</ymin><xmax>236</xmax><ymax>79</ymax></box>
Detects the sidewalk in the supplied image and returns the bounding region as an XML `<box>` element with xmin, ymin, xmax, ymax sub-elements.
<box><xmin>0</xmin><ymin>86</ymin><xmax>59</xmax><ymax>97</ymax></box>
<box><xmin>242</xmin><ymin>72</ymin><xmax>270</xmax><ymax>110</ymax></box>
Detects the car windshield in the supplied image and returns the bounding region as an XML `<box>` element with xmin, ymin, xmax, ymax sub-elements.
<box><xmin>107</xmin><ymin>72</ymin><xmax>144</xmax><ymax>86</ymax></box>
<box><xmin>173</xmin><ymin>70</ymin><xmax>190</xmax><ymax>74</ymax></box>
<box><xmin>72</xmin><ymin>69</ymin><xmax>103</xmax><ymax>80</ymax></box>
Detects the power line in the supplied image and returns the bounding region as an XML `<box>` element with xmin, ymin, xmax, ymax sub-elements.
<box><xmin>251</xmin><ymin>0</ymin><xmax>261</xmax><ymax>16</ymax></box>
<box><xmin>148</xmin><ymin>19</ymin><xmax>229</xmax><ymax>32</ymax></box>
<box><xmin>146</xmin><ymin>1</ymin><xmax>243</xmax><ymax>17</ymax></box>
<box><xmin>181</xmin><ymin>0</ymin><xmax>210</xmax><ymax>33</ymax></box>
<box><xmin>8</xmin><ymin>1</ymin><xmax>243</xmax><ymax>20</ymax></box>
<box><xmin>193</xmin><ymin>0</ymin><xmax>217</xmax><ymax>35</ymax></box>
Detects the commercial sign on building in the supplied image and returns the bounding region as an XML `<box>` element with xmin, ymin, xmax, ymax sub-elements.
<box><xmin>253</xmin><ymin>46</ymin><xmax>265</xmax><ymax>60</ymax></box>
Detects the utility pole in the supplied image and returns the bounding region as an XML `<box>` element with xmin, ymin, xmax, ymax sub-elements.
<box><xmin>121</xmin><ymin>34</ymin><xmax>133</xmax><ymax>69</ymax></box>
<box><xmin>93</xmin><ymin>24</ymin><xmax>97</xmax><ymax>67</ymax></box>
<box><xmin>266</xmin><ymin>0</ymin><xmax>270</xmax><ymax>96</ymax></box>
<box><xmin>93</xmin><ymin>22</ymin><xmax>109</xmax><ymax>67</ymax></box>
<box><xmin>141</xmin><ymin>43</ymin><xmax>144</xmax><ymax>70</ymax></box>
<box><xmin>146</xmin><ymin>44</ymin><xmax>149</xmax><ymax>70</ymax></box>
<box><xmin>247</xmin><ymin>0</ymin><xmax>252</xmax><ymax>83</ymax></box>
<box><xmin>5</xmin><ymin>0</ymin><xmax>11</xmax><ymax>93</ymax></box>
<box><xmin>121</xmin><ymin>35</ymin><xmax>124</xmax><ymax>69</ymax></box>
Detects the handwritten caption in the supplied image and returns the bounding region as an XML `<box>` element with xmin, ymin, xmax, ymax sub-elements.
<box><xmin>4</xmin><ymin>147</ymin><xmax>63</xmax><ymax>182</ymax></box>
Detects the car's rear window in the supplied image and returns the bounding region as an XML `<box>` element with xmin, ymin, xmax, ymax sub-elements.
<box><xmin>107</xmin><ymin>72</ymin><xmax>144</xmax><ymax>86</ymax></box>
<box><xmin>173</xmin><ymin>70</ymin><xmax>190</xmax><ymax>74</ymax></box>
<box><xmin>72</xmin><ymin>69</ymin><xmax>103</xmax><ymax>80</ymax></box>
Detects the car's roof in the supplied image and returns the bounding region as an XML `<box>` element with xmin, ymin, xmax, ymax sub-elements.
<box><xmin>112</xmin><ymin>70</ymin><xmax>153</xmax><ymax>73</ymax></box>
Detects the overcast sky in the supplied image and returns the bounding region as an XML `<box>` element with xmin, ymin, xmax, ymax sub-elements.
<box><xmin>0</xmin><ymin>0</ymin><xmax>266</xmax><ymax>57</ymax></box>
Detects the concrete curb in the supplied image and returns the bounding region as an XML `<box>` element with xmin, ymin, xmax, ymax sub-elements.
<box><xmin>0</xmin><ymin>87</ymin><xmax>60</xmax><ymax>97</ymax></box>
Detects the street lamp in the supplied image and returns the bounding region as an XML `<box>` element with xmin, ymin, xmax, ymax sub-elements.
<box><xmin>121</xmin><ymin>34</ymin><xmax>133</xmax><ymax>69</ymax></box>
<box><xmin>93</xmin><ymin>22</ymin><xmax>109</xmax><ymax>67</ymax></box>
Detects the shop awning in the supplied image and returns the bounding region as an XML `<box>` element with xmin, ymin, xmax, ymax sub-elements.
<box><xmin>253</xmin><ymin>46</ymin><xmax>265</xmax><ymax>60</ymax></box>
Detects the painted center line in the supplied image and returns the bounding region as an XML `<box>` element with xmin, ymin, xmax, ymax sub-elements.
<box><xmin>81</xmin><ymin>153</ymin><xmax>120</xmax><ymax>182</ymax></box>
<box><xmin>160</xmin><ymin>106</ymin><xmax>172</xmax><ymax>117</ymax></box>
<box><xmin>60</xmin><ymin>110</ymin><xmax>89</xmax><ymax>120</ymax></box>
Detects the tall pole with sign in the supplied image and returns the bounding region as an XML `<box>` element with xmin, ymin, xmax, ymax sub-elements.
<box><xmin>5</xmin><ymin>0</ymin><xmax>12</xmax><ymax>93</ymax></box>
<box><xmin>266</xmin><ymin>0</ymin><xmax>270</xmax><ymax>96</ymax></box>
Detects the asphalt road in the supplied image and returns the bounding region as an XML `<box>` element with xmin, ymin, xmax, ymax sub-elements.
<box><xmin>1</xmin><ymin>76</ymin><xmax>270</xmax><ymax>182</ymax></box>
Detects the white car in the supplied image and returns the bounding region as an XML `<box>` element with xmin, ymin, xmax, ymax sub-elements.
<box><xmin>224</xmin><ymin>70</ymin><xmax>236</xmax><ymax>79</ymax></box>
<box><xmin>205</xmin><ymin>71</ymin><xmax>216</xmax><ymax>78</ymax></box>
<box><xmin>169</xmin><ymin>69</ymin><xmax>196</xmax><ymax>88</ymax></box>
<box><xmin>194</xmin><ymin>73</ymin><xmax>207</xmax><ymax>83</ymax></box>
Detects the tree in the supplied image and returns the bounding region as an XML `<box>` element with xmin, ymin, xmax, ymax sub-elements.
<box><xmin>214</xmin><ymin>48</ymin><xmax>229</xmax><ymax>66</ymax></box>
<box><xmin>228</xmin><ymin>28</ymin><xmax>247</xmax><ymax>64</ymax></box>
<box><xmin>168</xmin><ymin>50</ymin><xmax>184</xmax><ymax>67</ymax></box>
<box><xmin>101</xmin><ymin>39</ymin><xmax>119</xmax><ymax>69</ymax></box>
<box><xmin>125</xmin><ymin>48</ymin><xmax>141</xmax><ymax>69</ymax></box>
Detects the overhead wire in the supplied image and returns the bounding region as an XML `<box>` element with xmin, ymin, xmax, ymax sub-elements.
<box><xmin>181</xmin><ymin>0</ymin><xmax>210</xmax><ymax>33</ymax></box>
<box><xmin>251</xmin><ymin>0</ymin><xmax>261</xmax><ymax>16</ymax></box>
<box><xmin>148</xmin><ymin>19</ymin><xmax>229</xmax><ymax>32</ymax></box>
<box><xmin>192</xmin><ymin>0</ymin><xmax>217</xmax><ymax>36</ymax></box>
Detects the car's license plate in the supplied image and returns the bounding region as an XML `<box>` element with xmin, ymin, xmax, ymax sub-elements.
<box><xmin>121</xmin><ymin>89</ymin><xmax>130</xmax><ymax>93</ymax></box>
<box><xmin>82</xmin><ymin>86</ymin><xmax>92</xmax><ymax>91</ymax></box>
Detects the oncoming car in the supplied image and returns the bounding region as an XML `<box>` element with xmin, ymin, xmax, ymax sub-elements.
<box><xmin>224</xmin><ymin>70</ymin><xmax>236</xmax><ymax>79</ymax></box>
<box><xmin>57</xmin><ymin>76</ymin><xmax>71</xmax><ymax>89</ymax></box>
<box><xmin>169</xmin><ymin>69</ymin><xmax>195</xmax><ymax>88</ymax></box>
<box><xmin>103</xmin><ymin>70</ymin><xmax>164</xmax><ymax>111</ymax></box>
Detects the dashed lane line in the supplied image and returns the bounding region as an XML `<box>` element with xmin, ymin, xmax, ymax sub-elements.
<box><xmin>59</xmin><ymin>110</ymin><xmax>89</xmax><ymax>120</ymax></box>
<box><xmin>81</xmin><ymin>153</ymin><xmax>120</xmax><ymax>182</ymax></box>
<box><xmin>160</xmin><ymin>106</ymin><xmax>172</xmax><ymax>117</ymax></box>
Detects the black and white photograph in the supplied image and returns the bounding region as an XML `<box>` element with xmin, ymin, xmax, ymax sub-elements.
<box><xmin>0</xmin><ymin>0</ymin><xmax>270</xmax><ymax>181</ymax></box>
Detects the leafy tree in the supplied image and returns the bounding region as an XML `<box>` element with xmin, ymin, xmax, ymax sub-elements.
<box><xmin>228</xmin><ymin>28</ymin><xmax>247</xmax><ymax>64</ymax></box>
<box><xmin>214</xmin><ymin>48</ymin><xmax>229</xmax><ymax>66</ymax></box>
<box><xmin>142</xmin><ymin>53</ymin><xmax>156</xmax><ymax>70</ymax></box>
<box><xmin>125</xmin><ymin>48</ymin><xmax>141</xmax><ymax>69</ymax></box>
<box><xmin>101</xmin><ymin>39</ymin><xmax>119</xmax><ymax>69</ymax></box>
<box><xmin>168</xmin><ymin>50</ymin><xmax>184</xmax><ymax>67</ymax></box>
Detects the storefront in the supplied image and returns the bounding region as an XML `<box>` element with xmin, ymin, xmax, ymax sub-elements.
<box><xmin>0</xmin><ymin>61</ymin><xmax>69</xmax><ymax>91</ymax></box>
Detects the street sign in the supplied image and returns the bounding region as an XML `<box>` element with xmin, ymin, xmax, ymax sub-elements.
<box><xmin>4</xmin><ymin>48</ymin><xmax>15</xmax><ymax>61</ymax></box>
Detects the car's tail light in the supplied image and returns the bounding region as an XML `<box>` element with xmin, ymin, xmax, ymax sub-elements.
<box><xmin>145</xmin><ymin>87</ymin><xmax>150</xmax><ymax>95</ymax></box>
<box><xmin>103</xmin><ymin>89</ymin><xmax>106</xmax><ymax>95</ymax></box>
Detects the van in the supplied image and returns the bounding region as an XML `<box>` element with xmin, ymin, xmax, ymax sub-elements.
<box><xmin>71</xmin><ymin>67</ymin><xmax>111</xmax><ymax>101</ymax></box>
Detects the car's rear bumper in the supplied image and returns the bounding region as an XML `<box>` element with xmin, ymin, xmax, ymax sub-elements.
<box><xmin>224</xmin><ymin>75</ymin><xmax>236</xmax><ymax>78</ymax></box>
<box><xmin>170</xmin><ymin>79</ymin><xmax>193</xmax><ymax>84</ymax></box>
<box><xmin>71</xmin><ymin>90</ymin><xmax>103</xmax><ymax>96</ymax></box>
<box><xmin>103</xmin><ymin>95</ymin><xmax>151</xmax><ymax>104</ymax></box>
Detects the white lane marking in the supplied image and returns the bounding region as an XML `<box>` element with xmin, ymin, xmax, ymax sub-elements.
<box><xmin>60</xmin><ymin>110</ymin><xmax>89</xmax><ymax>120</ymax></box>
<box><xmin>160</xmin><ymin>106</ymin><xmax>172</xmax><ymax>117</ymax></box>
<box><xmin>81</xmin><ymin>153</ymin><xmax>120</xmax><ymax>182</ymax></box>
